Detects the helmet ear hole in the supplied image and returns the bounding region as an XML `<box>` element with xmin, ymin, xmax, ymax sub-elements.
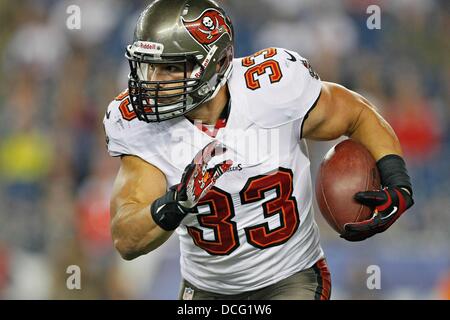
<box><xmin>217</xmin><ymin>51</ymin><xmax>232</xmax><ymax>74</ymax></box>
<box><xmin>217</xmin><ymin>57</ymin><xmax>226</xmax><ymax>72</ymax></box>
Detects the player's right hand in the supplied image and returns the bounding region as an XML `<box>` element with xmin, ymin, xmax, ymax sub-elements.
<box><xmin>175</xmin><ymin>140</ymin><xmax>233</xmax><ymax>209</ymax></box>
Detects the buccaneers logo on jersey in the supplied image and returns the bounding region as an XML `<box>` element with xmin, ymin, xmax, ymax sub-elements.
<box><xmin>182</xmin><ymin>9</ymin><xmax>232</xmax><ymax>47</ymax></box>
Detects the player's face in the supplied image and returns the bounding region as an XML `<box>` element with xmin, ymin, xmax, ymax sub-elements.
<box><xmin>145</xmin><ymin>62</ymin><xmax>194</xmax><ymax>104</ymax></box>
<box><xmin>147</xmin><ymin>63</ymin><xmax>186</xmax><ymax>81</ymax></box>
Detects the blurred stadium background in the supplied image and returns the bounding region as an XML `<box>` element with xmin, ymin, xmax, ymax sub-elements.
<box><xmin>0</xmin><ymin>0</ymin><xmax>448</xmax><ymax>299</ymax></box>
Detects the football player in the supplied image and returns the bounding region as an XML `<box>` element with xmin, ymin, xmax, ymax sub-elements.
<box><xmin>104</xmin><ymin>0</ymin><xmax>414</xmax><ymax>300</ymax></box>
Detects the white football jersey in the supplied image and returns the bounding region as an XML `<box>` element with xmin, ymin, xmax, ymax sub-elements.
<box><xmin>104</xmin><ymin>48</ymin><xmax>325</xmax><ymax>295</ymax></box>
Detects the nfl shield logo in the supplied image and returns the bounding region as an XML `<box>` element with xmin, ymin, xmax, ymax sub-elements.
<box><xmin>183</xmin><ymin>287</ymin><xmax>195</xmax><ymax>300</ymax></box>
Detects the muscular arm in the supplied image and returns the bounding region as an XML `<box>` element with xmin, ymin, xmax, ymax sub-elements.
<box><xmin>302</xmin><ymin>82</ymin><xmax>414</xmax><ymax>241</ymax></box>
<box><xmin>302</xmin><ymin>82</ymin><xmax>402</xmax><ymax>160</ymax></box>
<box><xmin>110</xmin><ymin>155</ymin><xmax>173</xmax><ymax>260</ymax></box>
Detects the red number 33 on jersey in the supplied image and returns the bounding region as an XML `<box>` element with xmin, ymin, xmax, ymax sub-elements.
<box><xmin>242</xmin><ymin>48</ymin><xmax>283</xmax><ymax>90</ymax></box>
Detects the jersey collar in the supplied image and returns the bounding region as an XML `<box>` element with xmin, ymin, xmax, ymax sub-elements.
<box><xmin>186</xmin><ymin>99</ymin><xmax>231</xmax><ymax>138</ymax></box>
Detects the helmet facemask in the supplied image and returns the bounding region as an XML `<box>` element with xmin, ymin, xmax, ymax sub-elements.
<box><xmin>126</xmin><ymin>42</ymin><xmax>213</xmax><ymax>122</ymax></box>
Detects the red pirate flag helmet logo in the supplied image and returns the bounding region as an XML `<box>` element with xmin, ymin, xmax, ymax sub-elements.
<box><xmin>182</xmin><ymin>9</ymin><xmax>232</xmax><ymax>47</ymax></box>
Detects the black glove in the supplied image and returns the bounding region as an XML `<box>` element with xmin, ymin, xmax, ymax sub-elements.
<box><xmin>340</xmin><ymin>154</ymin><xmax>414</xmax><ymax>242</ymax></box>
<box><xmin>340</xmin><ymin>187</ymin><xmax>414</xmax><ymax>241</ymax></box>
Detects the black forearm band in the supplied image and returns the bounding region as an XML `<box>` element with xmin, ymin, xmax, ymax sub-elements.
<box><xmin>150</xmin><ymin>188</ymin><xmax>188</xmax><ymax>231</ymax></box>
<box><xmin>376</xmin><ymin>155</ymin><xmax>412</xmax><ymax>195</ymax></box>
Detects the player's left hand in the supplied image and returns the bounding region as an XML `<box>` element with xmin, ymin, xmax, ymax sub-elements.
<box><xmin>340</xmin><ymin>187</ymin><xmax>414</xmax><ymax>241</ymax></box>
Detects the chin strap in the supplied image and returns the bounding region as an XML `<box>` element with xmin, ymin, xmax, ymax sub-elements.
<box><xmin>205</xmin><ymin>63</ymin><xmax>233</xmax><ymax>103</ymax></box>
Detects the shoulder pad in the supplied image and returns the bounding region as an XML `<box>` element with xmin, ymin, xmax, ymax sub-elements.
<box><xmin>229</xmin><ymin>48</ymin><xmax>322</xmax><ymax>128</ymax></box>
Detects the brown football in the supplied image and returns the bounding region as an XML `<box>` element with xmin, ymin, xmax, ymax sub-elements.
<box><xmin>315</xmin><ymin>139</ymin><xmax>381</xmax><ymax>234</ymax></box>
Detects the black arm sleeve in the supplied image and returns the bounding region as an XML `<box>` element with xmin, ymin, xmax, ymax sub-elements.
<box><xmin>150</xmin><ymin>187</ymin><xmax>189</xmax><ymax>231</ymax></box>
<box><xmin>376</xmin><ymin>155</ymin><xmax>413</xmax><ymax>195</ymax></box>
